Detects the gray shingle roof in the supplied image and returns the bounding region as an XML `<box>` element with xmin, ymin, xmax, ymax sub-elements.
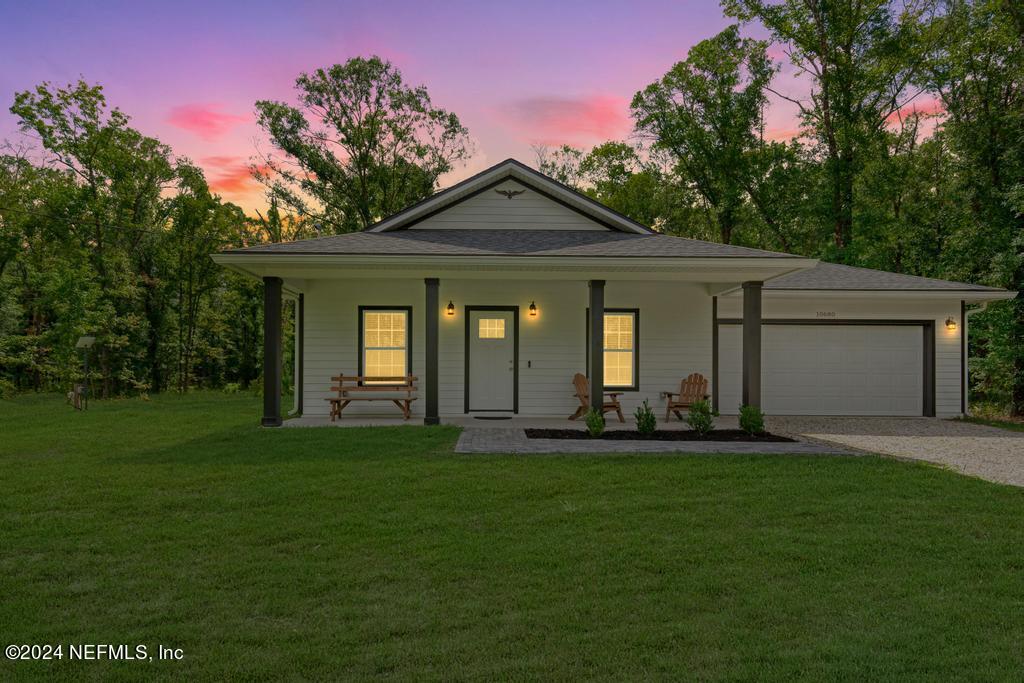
<box><xmin>223</xmin><ymin>229</ymin><xmax>799</xmax><ymax>258</ymax></box>
<box><xmin>220</xmin><ymin>230</ymin><xmax>1008</xmax><ymax>293</ymax></box>
<box><xmin>766</xmin><ymin>262</ymin><xmax>1003</xmax><ymax>291</ymax></box>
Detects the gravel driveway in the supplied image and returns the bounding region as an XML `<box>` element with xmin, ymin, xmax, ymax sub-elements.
<box><xmin>767</xmin><ymin>416</ymin><xmax>1024</xmax><ymax>487</ymax></box>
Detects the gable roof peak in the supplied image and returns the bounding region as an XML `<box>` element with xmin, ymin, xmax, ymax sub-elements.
<box><xmin>364</xmin><ymin>157</ymin><xmax>654</xmax><ymax>235</ymax></box>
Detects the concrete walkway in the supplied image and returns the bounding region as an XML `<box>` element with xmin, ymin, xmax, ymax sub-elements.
<box><xmin>455</xmin><ymin>427</ymin><xmax>854</xmax><ymax>455</ymax></box>
<box><xmin>768</xmin><ymin>416</ymin><xmax>1024</xmax><ymax>487</ymax></box>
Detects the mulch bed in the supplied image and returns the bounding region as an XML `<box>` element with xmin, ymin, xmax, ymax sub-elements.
<box><xmin>525</xmin><ymin>429</ymin><xmax>795</xmax><ymax>443</ymax></box>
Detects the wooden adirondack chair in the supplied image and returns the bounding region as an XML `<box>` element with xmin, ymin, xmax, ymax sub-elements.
<box><xmin>569</xmin><ymin>372</ymin><xmax>625</xmax><ymax>422</ymax></box>
<box><xmin>664</xmin><ymin>373</ymin><xmax>709</xmax><ymax>421</ymax></box>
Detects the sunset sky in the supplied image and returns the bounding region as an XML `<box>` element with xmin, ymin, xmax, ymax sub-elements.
<box><xmin>0</xmin><ymin>0</ymin><xmax>813</xmax><ymax>213</ymax></box>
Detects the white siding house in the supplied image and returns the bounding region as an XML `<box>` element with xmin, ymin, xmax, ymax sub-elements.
<box><xmin>213</xmin><ymin>159</ymin><xmax>1014</xmax><ymax>425</ymax></box>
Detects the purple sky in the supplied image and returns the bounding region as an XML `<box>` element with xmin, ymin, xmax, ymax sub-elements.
<box><xmin>1</xmin><ymin>0</ymin><xmax>806</xmax><ymax>212</ymax></box>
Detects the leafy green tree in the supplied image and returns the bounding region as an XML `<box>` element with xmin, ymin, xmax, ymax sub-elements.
<box><xmin>743</xmin><ymin>140</ymin><xmax>818</xmax><ymax>254</ymax></box>
<box><xmin>167</xmin><ymin>164</ymin><xmax>248</xmax><ymax>392</ymax></box>
<box><xmin>10</xmin><ymin>81</ymin><xmax>177</xmax><ymax>395</ymax></box>
<box><xmin>722</xmin><ymin>0</ymin><xmax>939</xmax><ymax>254</ymax></box>
<box><xmin>255</xmin><ymin>56</ymin><xmax>473</xmax><ymax>232</ymax></box>
<box><xmin>535</xmin><ymin>144</ymin><xmax>585</xmax><ymax>188</ymax></box>
<box><xmin>632</xmin><ymin>25</ymin><xmax>775</xmax><ymax>244</ymax></box>
<box><xmin>0</xmin><ymin>149</ymin><xmax>48</xmax><ymax>279</ymax></box>
<box><xmin>537</xmin><ymin>142</ymin><xmax>677</xmax><ymax>229</ymax></box>
<box><xmin>1</xmin><ymin>80</ymin><xmax>292</xmax><ymax>397</ymax></box>
<box><xmin>922</xmin><ymin>0</ymin><xmax>1024</xmax><ymax>413</ymax></box>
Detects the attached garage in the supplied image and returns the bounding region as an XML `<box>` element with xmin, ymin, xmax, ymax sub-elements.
<box><xmin>717</xmin><ymin>321</ymin><xmax>934</xmax><ymax>416</ymax></box>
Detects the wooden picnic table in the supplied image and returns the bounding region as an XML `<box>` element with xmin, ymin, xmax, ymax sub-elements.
<box><xmin>326</xmin><ymin>374</ymin><xmax>418</xmax><ymax>420</ymax></box>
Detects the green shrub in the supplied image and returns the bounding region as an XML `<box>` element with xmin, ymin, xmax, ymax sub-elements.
<box><xmin>584</xmin><ymin>408</ymin><xmax>605</xmax><ymax>437</ymax></box>
<box><xmin>223</xmin><ymin>382</ymin><xmax>242</xmax><ymax>394</ymax></box>
<box><xmin>738</xmin><ymin>404</ymin><xmax>766</xmax><ymax>435</ymax></box>
<box><xmin>634</xmin><ymin>399</ymin><xmax>657</xmax><ymax>436</ymax></box>
<box><xmin>0</xmin><ymin>378</ymin><xmax>16</xmax><ymax>399</ymax></box>
<box><xmin>686</xmin><ymin>399</ymin><xmax>716</xmax><ymax>437</ymax></box>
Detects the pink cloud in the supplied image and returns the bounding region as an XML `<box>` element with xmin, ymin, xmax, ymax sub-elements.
<box><xmin>201</xmin><ymin>156</ymin><xmax>269</xmax><ymax>196</ymax></box>
<box><xmin>503</xmin><ymin>94</ymin><xmax>631</xmax><ymax>144</ymax></box>
<box><xmin>167</xmin><ymin>104</ymin><xmax>248</xmax><ymax>141</ymax></box>
<box><xmin>763</xmin><ymin>127</ymin><xmax>806</xmax><ymax>142</ymax></box>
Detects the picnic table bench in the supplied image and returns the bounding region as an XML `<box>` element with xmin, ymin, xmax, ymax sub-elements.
<box><xmin>326</xmin><ymin>374</ymin><xmax>418</xmax><ymax>420</ymax></box>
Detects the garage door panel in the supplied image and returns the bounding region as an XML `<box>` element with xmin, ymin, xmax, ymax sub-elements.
<box><xmin>718</xmin><ymin>324</ymin><xmax>923</xmax><ymax>416</ymax></box>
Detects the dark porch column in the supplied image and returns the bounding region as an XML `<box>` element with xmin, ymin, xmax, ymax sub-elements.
<box><xmin>296</xmin><ymin>293</ymin><xmax>304</xmax><ymax>415</ymax></box>
<box><xmin>262</xmin><ymin>276</ymin><xmax>283</xmax><ymax>427</ymax></box>
<box><xmin>424</xmin><ymin>278</ymin><xmax>440</xmax><ymax>425</ymax></box>
<box><xmin>741</xmin><ymin>281</ymin><xmax>762</xmax><ymax>408</ymax></box>
<box><xmin>588</xmin><ymin>280</ymin><xmax>605</xmax><ymax>402</ymax></box>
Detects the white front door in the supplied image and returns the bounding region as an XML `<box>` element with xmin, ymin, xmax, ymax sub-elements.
<box><xmin>468</xmin><ymin>309</ymin><xmax>516</xmax><ymax>411</ymax></box>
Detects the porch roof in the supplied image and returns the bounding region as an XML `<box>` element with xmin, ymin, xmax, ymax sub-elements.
<box><xmin>221</xmin><ymin>228</ymin><xmax>801</xmax><ymax>259</ymax></box>
<box><xmin>763</xmin><ymin>262</ymin><xmax>1008</xmax><ymax>292</ymax></box>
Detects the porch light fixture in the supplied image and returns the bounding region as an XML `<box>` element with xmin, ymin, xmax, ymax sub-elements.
<box><xmin>945</xmin><ymin>317</ymin><xmax>957</xmax><ymax>331</ymax></box>
<box><xmin>446</xmin><ymin>301</ymin><xmax>455</xmax><ymax>316</ymax></box>
<box><xmin>529</xmin><ymin>301</ymin><xmax>537</xmax><ymax>317</ymax></box>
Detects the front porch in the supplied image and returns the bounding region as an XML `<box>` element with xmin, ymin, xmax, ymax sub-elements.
<box><xmin>256</xmin><ymin>270</ymin><xmax>779</xmax><ymax>427</ymax></box>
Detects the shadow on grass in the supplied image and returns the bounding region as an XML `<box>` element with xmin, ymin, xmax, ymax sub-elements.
<box><xmin>121</xmin><ymin>423</ymin><xmax>465</xmax><ymax>466</ymax></box>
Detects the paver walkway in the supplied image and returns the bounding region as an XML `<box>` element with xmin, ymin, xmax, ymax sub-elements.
<box><xmin>768</xmin><ymin>417</ymin><xmax>1024</xmax><ymax>487</ymax></box>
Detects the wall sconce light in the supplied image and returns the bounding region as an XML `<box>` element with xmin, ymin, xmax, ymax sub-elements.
<box><xmin>529</xmin><ymin>301</ymin><xmax>538</xmax><ymax>317</ymax></box>
<box><xmin>945</xmin><ymin>317</ymin><xmax>957</xmax><ymax>331</ymax></box>
<box><xmin>446</xmin><ymin>301</ymin><xmax>455</xmax><ymax>316</ymax></box>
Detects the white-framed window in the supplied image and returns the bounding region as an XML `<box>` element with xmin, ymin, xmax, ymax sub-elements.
<box><xmin>360</xmin><ymin>308</ymin><xmax>410</xmax><ymax>382</ymax></box>
<box><xmin>600</xmin><ymin>310</ymin><xmax>638</xmax><ymax>389</ymax></box>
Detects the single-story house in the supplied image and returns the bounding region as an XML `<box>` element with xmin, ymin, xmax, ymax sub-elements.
<box><xmin>212</xmin><ymin>159</ymin><xmax>1015</xmax><ymax>426</ymax></box>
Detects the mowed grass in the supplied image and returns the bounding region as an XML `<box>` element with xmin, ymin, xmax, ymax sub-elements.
<box><xmin>959</xmin><ymin>415</ymin><xmax>1024</xmax><ymax>433</ymax></box>
<box><xmin>2</xmin><ymin>394</ymin><xmax>1023</xmax><ymax>681</ymax></box>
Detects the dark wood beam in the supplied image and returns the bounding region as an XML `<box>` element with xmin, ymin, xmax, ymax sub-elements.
<box><xmin>589</xmin><ymin>280</ymin><xmax>605</xmax><ymax>403</ymax></box>
<box><xmin>424</xmin><ymin>278</ymin><xmax>440</xmax><ymax>425</ymax></box>
<box><xmin>262</xmin><ymin>276</ymin><xmax>283</xmax><ymax>427</ymax></box>
<box><xmin>296</xmin><ymin>293</ymin><xmax>304</xmax><ymax>416</ymax></box>
<box><xmin>741</xmin><ymin>281</ymin><xmax>762</xmax><ymax>409</ymax></box>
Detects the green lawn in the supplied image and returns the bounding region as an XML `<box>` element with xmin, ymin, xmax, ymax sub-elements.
<box><xmin>2</xmin><ymin>394</ymin><xmax>1023</xmax><ymax>681</ymax></box>
<box><xmin>959</xmin><ymin>415</ymin><xmax>1024</xmax><ymax>433</ymax></box>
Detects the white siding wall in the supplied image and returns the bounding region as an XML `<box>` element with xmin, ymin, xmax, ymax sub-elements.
<box><xmin>302</xmin><ymin>278</ymin><xmax>712</xmax><ymax>417</ymax></box>
<box><xmin>716</xmin><ymin>295</ymin><xmax>964</xmax><ymax>417</ymax></box>
<box><xmin>409</xmin><ymin>180</ymin><xmax>607</xmax><ymax>231</ymax></box>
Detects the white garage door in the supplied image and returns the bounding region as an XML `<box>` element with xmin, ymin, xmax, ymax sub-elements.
<box><xmin>718</xmin><ymin>324</ymin><xmax>924</xmax><ymax>416</ymax></box>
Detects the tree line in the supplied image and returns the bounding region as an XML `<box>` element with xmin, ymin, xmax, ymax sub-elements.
<box><xmin>1</xmin><ymin>0</ymin><xmax>1021</xmax><ymax>413</ymax></box>
<box><xmin>536</xmin><ymin>0</ymin><xmax>1022</xmax><ymax>414</ymax></box>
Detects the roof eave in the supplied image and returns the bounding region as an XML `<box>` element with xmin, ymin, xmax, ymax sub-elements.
<box><xmin>212</xmin><ymin>252</ymin><xmax>814</xmax><ymax>266</ymax></box>
<box><xmin>725</xmin><ymin>288</ymin><xmax>1016</xmax><ymax>301</ymax></box>
<box><xmin>211</xmin><ymin>252</ymin><xmax>819</xmax><ymax>283</ymax></box>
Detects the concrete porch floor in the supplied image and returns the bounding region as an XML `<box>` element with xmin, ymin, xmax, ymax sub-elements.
<box><xmin>284</xmin><ymin>414</ymin><xmax>743</xmax><ymax>429</ymax></box>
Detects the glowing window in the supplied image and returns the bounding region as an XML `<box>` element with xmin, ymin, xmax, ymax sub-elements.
<box><xmin>362</xmin><ymin>310</ymin><xmax>408</xmax><ymax>382</ymax></box>
<box><xmin>478</xmin><ymin>318</ymin><xmax>506</xmax><ymax>339</ymax></box>
<box><xmin>603</xmin><ymin>312</ymin><xmax>636</xmax><ymax>388</ymax></box>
